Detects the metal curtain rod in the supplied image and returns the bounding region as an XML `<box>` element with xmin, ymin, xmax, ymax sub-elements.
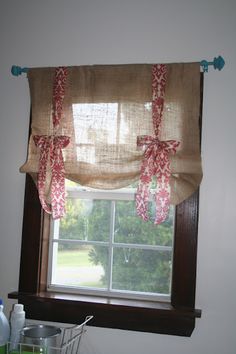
<box><xmin>11</xmin><ymin>56</ymin><xmax>225</xmax><ymax>76</ymax></box>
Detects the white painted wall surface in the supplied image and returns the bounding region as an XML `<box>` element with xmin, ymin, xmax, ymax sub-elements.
<box><xmin>0</xmin><ymin>0</ymin><xmax>236</xmax><ymax>353</ymax></box>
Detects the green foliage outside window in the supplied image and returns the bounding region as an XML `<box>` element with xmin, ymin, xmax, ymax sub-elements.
<box><xmin>58</xmin><ymin>194</ymin><xmax>174</xmax><ymax>295</ymax></box>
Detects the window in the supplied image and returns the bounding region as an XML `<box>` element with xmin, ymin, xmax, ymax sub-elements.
<box><xmin>9</xmin><ymin>174</ymin><xmax>201</xmax><ymax>336</ymax></box>
<box><xmin>9</xmin><ymin>64</ymin><xmax>203</xmax><ymax>336</ymax></box>
<box><xmin>47</xmin><ymin>181</ymin><xmax>174</xmax><ymax>302</ymax></box>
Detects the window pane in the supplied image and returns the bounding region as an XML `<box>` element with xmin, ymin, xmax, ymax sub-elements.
<box><xmin>72</xmin><ymin>102</ymin><xmax>152</xmax><ymax>148</ymax></box>
<box><xmin>73</xmin><ymin>103</ymin><xmax>119</xmax><ymax>146</ymax></box>
<box><xmin>50</xmin><ymin>181</ymin><xmax>175</xmax><ymax>298</ymax></box>
<box><xmin>59</xmin><ymin>199</ymin><xmax>111</xmax><ymax>242</ymax></box>
<box><xmin>112</xmin><ymin>248</ymin><xmax>172</xmax><ymax>295</ymax></box>
<box><xmin>51</xmin><ymin>244</ymin><xmax>109</xmax><ymax>288</ymax></box>
<box><xmin>114</xmin><ymin>201</ymin><xmax>174</xmax><ymax>246</ymax></box>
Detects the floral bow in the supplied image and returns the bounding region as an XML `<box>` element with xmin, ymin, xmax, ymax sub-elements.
<box><xmin>33</xmin><ymin>135</ymin><xmax>70</xmax><ymax>219</ymax></box>
<box><xmin>136</xmin><ymin>135</ymin><xmax>180</xmax><ymax>224</ymax></box>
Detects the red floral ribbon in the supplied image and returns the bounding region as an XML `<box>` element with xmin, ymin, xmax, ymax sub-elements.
<box><xmin>136</xmin><ymin>64</ymin><xmax>180</xmax><ymax>224</ymax></box>
<box><xmin>52</xmin><ymin>67</ymin><xmax>68</xmax><ymax>127</ymax></box>
<box><xmin>33</xmin><ymin>135</ymin><xmax>70</xmax><ymax>219</ymax></box>
<box><xmin>152</xmin><ymin>64</ymin><xmax>167</xmax><ymax>137</ymax></box>
<box><xmin>34</xmin><ymin>67</ymin><xmax>69</xmax><ymax>219</ymax></box>
<box><xmin>136</xmin><ymin>136</ymin><xmax>180</xmax><ymax>224</ymax></box>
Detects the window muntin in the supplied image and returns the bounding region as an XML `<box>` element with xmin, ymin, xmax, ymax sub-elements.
<box><xmin>47</xmin><ymin>182</ymin><xmax>174</xmax><ymax>301</ymax></box>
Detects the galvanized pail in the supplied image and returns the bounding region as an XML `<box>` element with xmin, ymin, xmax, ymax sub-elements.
<box><xmin>20</xmin><ymin>325</ymin><xmax>61</xmax><ymax>354</ymax></box>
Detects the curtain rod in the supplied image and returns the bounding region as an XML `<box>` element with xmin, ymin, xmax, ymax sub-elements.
<box><xmin>11</xmin><ymin>56</ymin><xmax>225</xmax><ymax>76</ymax></box>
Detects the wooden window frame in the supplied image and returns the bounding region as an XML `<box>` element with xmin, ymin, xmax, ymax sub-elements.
<box><xmin>8</xmin><ymin>174</ymin><xmax>201</xmax><ymax>336</ymax></box>
<box><xmin>9</xmin><ymin>75</ymin><xmax>203</xmax><ymax>337</ymax></box>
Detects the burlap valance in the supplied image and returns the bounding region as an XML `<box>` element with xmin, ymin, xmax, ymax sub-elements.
<box><xmin>20</xmin><ymin>63</ymin><xmax>202</xmax><ymax>209</ymax></box>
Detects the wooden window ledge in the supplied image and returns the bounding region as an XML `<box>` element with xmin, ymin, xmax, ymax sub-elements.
<box><xmin>9</xmin><ymin>291</ymin><xmax>201</xmax><ymax>337</ymax></box>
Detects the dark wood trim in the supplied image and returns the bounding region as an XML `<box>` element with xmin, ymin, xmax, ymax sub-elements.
<box><xmin>9</xmin><ymin>291</ymin><xmax>201</xmax><ymax>336</ymax></box>
<box><xmin>171</xmin><ymin>73</ymin><xmax>203</xmax><ymax>310</ymax></box>
<box><xmin>171</xmin><ymin>190</ymin><xmax>199</xmax><ymax>309</ymax></box>
<box><xmin>19</xmin><ymin>174</ymin><xmax>43</xmax><ymax>293</ymax></box>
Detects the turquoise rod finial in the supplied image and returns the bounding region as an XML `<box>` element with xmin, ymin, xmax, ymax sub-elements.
<box><xmin>200</xmin><ymin>56</ymin><xmax>225</xmax><ymax>72</ymax></box>
<box><xmin>213</xmin><ymin>56</ymin><xmax>225</xmax><ymax>70</ymax></box>
<box><xmin>11</xmin><ymin>65</ymin><xmax>29</xmax><ymax>76</ymax></box>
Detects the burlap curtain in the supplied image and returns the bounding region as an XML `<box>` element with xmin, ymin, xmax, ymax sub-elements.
<box><xmin>20</xmin><ymin>63</ymin><xmax>202</xmax><ymax>213</ymax></box>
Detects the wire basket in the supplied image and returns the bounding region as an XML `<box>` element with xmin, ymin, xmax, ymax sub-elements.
<box><xmin>6</xmin><ymin>316</ymin><xmax>93</xmax><ymax>354</ymax></box>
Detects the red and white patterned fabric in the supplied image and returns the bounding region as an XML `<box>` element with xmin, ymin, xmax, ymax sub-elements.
<box><xmin>152</xmin><ymin>64</ymin><xmax>167</xmax><ymax>137</ymax></box>
<box><xmin>52</xmin><ymin>67</ymin><xmax>68</xmax><ymax>127</ymax></box>
<box><xmin>34</xmin><ymin>67</ymin><xmax>69</xmax><ymax>219</ymax></box>
<box><xmin>136</xmin><ymin>64</ymin><xmax>180</xmax><ymax>224</ymax></box>
<box><xmin>136</xmin><ymin>136</ymin><xmax>179</xmax><ymax>224</ymax></box>
<box><xmin>34</xmin><ymin>135</ymin><xmax>70</xmax><ymax>219</ymax></box>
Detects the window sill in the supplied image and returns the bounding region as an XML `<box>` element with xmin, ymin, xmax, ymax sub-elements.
<box><xmin>8</xmin><ymin>291</ymin><xmax>201</xmax><ymax>337</ymax></box>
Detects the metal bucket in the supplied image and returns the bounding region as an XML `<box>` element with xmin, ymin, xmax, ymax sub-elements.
<box><xmin>20</xmin><ymin>325</ymin><xmax>61</xmax><ymax>354</ymax></box>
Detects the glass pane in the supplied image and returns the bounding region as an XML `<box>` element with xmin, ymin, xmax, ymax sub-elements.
<box><xmin>72</xmin><ymin>102</ymin><xmax>152</xmax><ymax>147</ymax></box>
<box><xmin>72</xmin><ymin>103</ymin><xmax>119</xmax><ymax>145</ymax></box>
<box><xmin>51</xmin><ymin>243</ymin><xmax>109</xmax><ymax>289</ymax></box>
<box><xmin>58</xmin><ymin>199</ymin><xmax>111</xmax><ymax>242</ymax></box>
<box><xmin>112</xmin><ymin>248</ymin><xmax>172</xmax><ymax>295</ymax></box>
<box><xmin>114</xmin><ymin>201</ymin><xmax>174</xmax><ymax>246</ymax></box>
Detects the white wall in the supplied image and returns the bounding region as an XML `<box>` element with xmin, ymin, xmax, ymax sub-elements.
<box><xmin>0</xmin><ymin>0</ymin><xmax>236</xmax><ymax>353</ymax></box>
